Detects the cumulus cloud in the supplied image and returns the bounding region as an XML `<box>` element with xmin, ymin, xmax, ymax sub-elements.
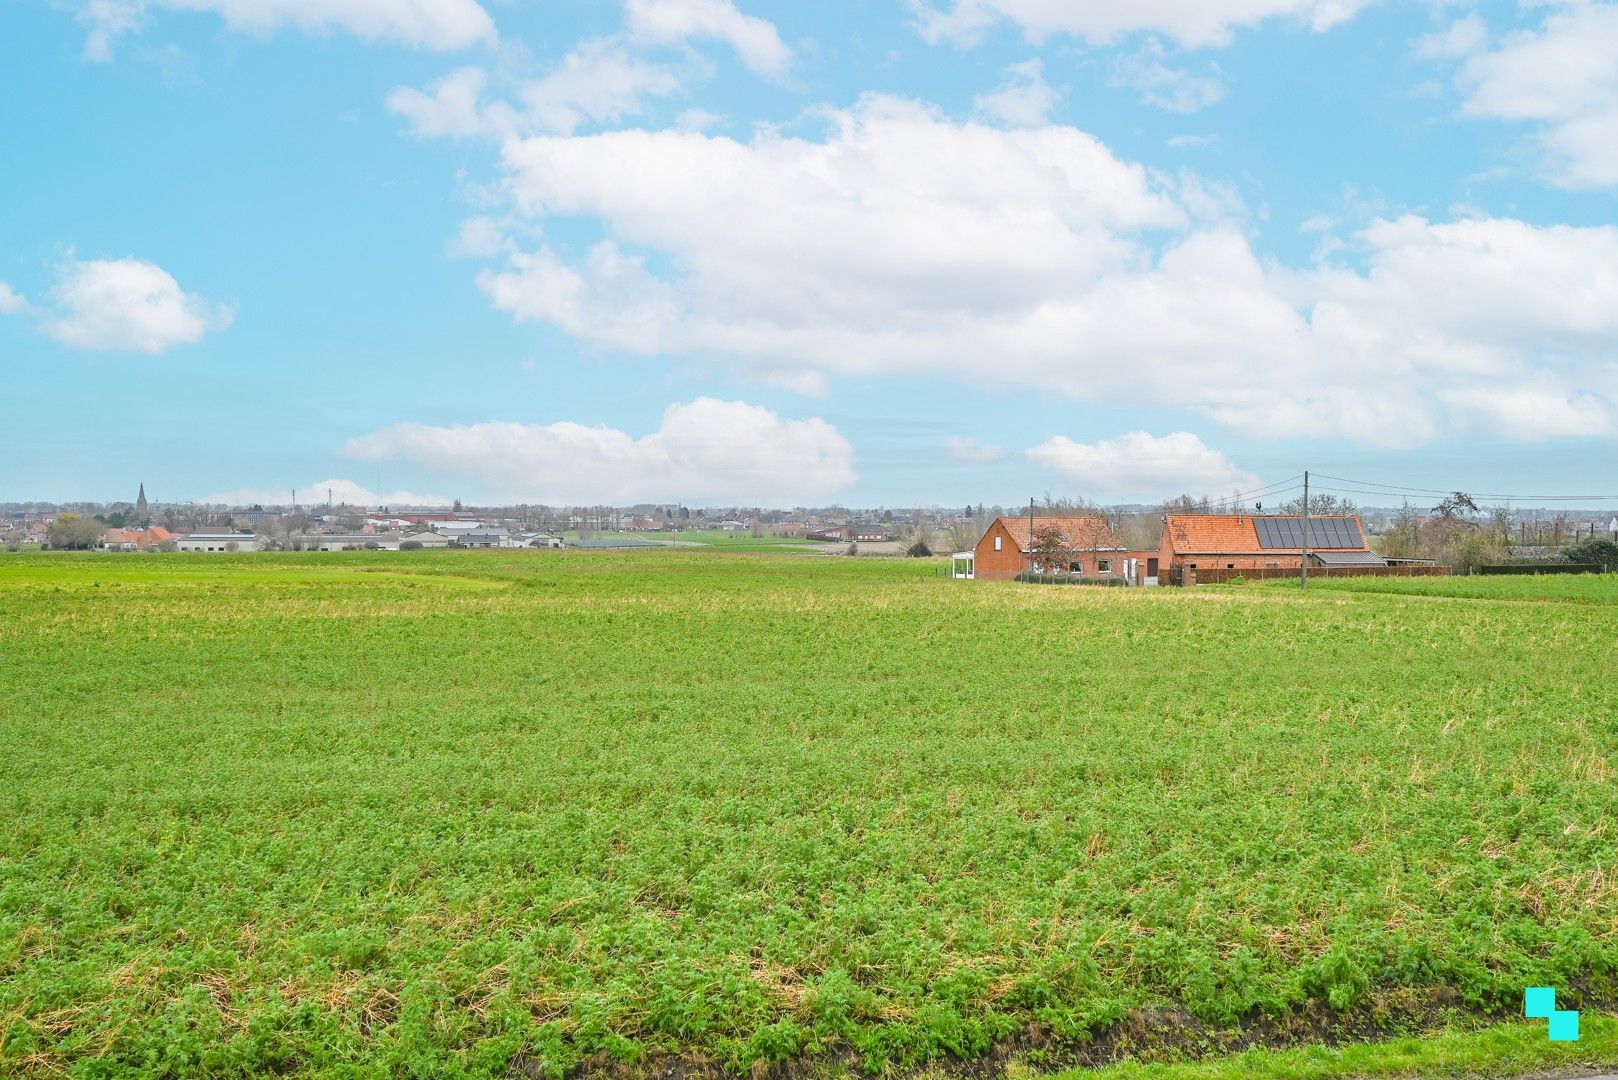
<box><xmin>973</xmin><ymin>59</ymin><xmax>1061</xmax><ymax>126</ymax></box>
<box><xmin>906</xmin><ymin>0</ymin><xmax>1376</xmax><ymax>49</ymax></box>
<box><xmin>406</xmin><ymin>89</ymin><xmax>1617</xmax><ymax>447</ymax></box>
<box><xmin>1414</xmin><ymin>13</ymin><xmax>1487</xmax><ymax>60</ymax></box>
<box><xmin>1443</xmin><ymin>3</ymin><xmax>1618</xmax><ymax>188</ymax></box>
<box><xmin>946</xmin><ymin>437</ymin><xmax>1004</xmax><ymax>463</ymax></box>
<box><xmin>202</xmin><ymin>479</ymin><xmax>449</xmax><ymax>507</ymax></box>
<box><xmin>77</xmin><ymin>0</ymin><xmax>496</xmax><ymax>60</ymax></box>
<box><xmin>1027</xmin><ymin>431</ymin><xmax>1259</xmax><ymax>500</ymax></box>
<box><xmin>343</xmin><ymin>398</ymin><xmax>856</xmax><ymax>504</ymax></box>
<box><xmin>0</xmin><ymin>282</ymin><xmax>27</xmax><ymax>315</ymax></box>
<box><xmin>389</xmin><ymin>43</ymin><xmax>681</xmax><ymax>140</ymax></box>
<box><xmin>43</xmin><ymin>257</ymin><xmax>234</xmax><ymax>353</ymax></box>
<box><xmin>1109</xmin><ymin>41</ymin><xmax>1226</xmax><ymax>113</ymax></box>
<box><xmin>1440</xmin><ymin>383</ymin><xmax>1613</xmax><ymax>442</ymax></box>
<box><xmin>624</xmin><ymin>0</ymin><xmax>792</xmax><ymax>79</ymax></box>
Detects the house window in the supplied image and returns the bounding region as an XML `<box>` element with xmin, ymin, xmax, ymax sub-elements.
<box><xmin>1097</xmin><ymin>560</ymin><xmax>1112</xmax><ymax>573</ymax></box>
<box><xmin>1267</xmin><ymin>561</ymin><xmax>1279</xmax><ymax>569</ymax></box>
<box><xmin>993</xmin><ymin>536</ymin><xmax>1002</xmax><ymax>552</ymax></box>
<box><xmin>1189</xmin><ymin>562</ymin><xmax>1198</xmax><ymax>569</ymax></box>
<box><xmin>1069</xmin><ymin>561</ymin><xmax>1084</xmax><ymax>573</ymax></box>
<box><xmin>1227</xmin><ymin>563</ymin><xmax>1236</xmax><ymax>570</ymax></box>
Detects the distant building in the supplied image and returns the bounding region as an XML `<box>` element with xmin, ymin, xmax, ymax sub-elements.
<box><xmin>293</xmin><ymin>533</ymin><xmax>402</xmax><ymax>551</ymax></box>
<box><xmin>514</xmin><ymin>533</ymin><xmax>564</xmax><ymax>549</ymax></box>
<box><xmin>100</xmin><ymin>526</ymin><xmax>173</xmax><ymax>552</ymax></box>
<box><xmin>807</xmin><ymin>525</ymin><xmax>889</xmax><ymax>543</ymax></box>
<box><xmin>455</xmin><ymin>528</ymin><xmax>509</xmax><ymax>548</ymax></box>
<box><xmin>176</xmin><ymin>532</ymin><xmax>261</xmax><ymax>553</ymax></box>
<box><xmin>399</xmin><ymin>531</ymin><xmax>451</xmax><ymax>549</ymax></box>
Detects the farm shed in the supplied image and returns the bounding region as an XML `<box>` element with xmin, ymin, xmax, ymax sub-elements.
<box><xmin>1160</xmin><ymin>514</ymin><xmax>1380</xmax><ymax>572</ymax></box>
<box><xmin>176</xmin><ymin>532</ymin><xmax>261</xmax><ymax>553</ymax></box>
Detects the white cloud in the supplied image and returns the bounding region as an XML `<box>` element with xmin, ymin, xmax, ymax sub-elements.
<box><xmin>389</xmin><ymin>43</ymin><xmax>681</xmax><ymax>139</ymax></box>
<box><xmin>417</xmin><ymin>91</ymin><xmax>1618</xmax><ymax>447</ymax></box>
<box><xmin>203</xmin><ymin>478</ymin><xmax>448</xmax><ymax>507</ymax></box>
<box><xmin>1441</xmin><ymin>383</ymin><xmax>1613</xmax><ymax>441</ymax></box>
<box><xmin>946</xmin><ymin>437</ymin><xmax>1004</xmax><ymax>463</ymax></box>
<box><xmin>0</xmin><ymin>282</ymin><xmax>27</xmax><ymax>315</ymax></box>
<box><xmin>1109</xmin><ymin>41</ymin><xmax>1226</xmax><ymax>113</ymax></box>
<box><xmin>1027</xmin><ymin>431</ymin><xmax>1259</xmax><ymax>500</ymax></box>
<box><xmin>906</xmin><ymin>0</ymin><xmax>1376</xmax><ymax>49</ymax></box>
<box><xmin>447</xmin><ymin>216</ymin><xmax>515</xmax><ymax>259</ymax></box>
<box><xmin>624</xmin><ymin>0</ymin><xmax>792</xmax><ymax>79</ymax></box>
<box><xmin>1414</xmin><ymin>13</ymin><xmax>1486</xmax><ymax>60</ymax></box>
<box><xmin>343</xmin><ymin>398</ymin><xmax>856</xmax><ymax>504</ymax></box>
<box><xmin>973</xmin><ymin>59</ymin><xmax>1061</xmax><ymax>126</ymax></box>
<box><xmin>43</xmin><ymin>257</ymin><xmax>233</xmax><ymax>354</ymax></box>
<box><xmin>387</xmin><ymin>67</ymin><xmax>504</xmax><ymax>138</ymax></box>
<box><xmin>1448</xmin><ymin>3</ymin><xmax>1618</xmax><ymax>188</ymax></box>
<box><xmin>77</xmin><ymin>0</ymin><xmax>496</xmax><ymax>60</ymax></box>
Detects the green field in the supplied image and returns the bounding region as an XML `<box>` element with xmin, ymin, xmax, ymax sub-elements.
<box><xmin>2</xmin><ymin>552</ymin><xmax>1616</xmax><ymax>1078</ymax></box>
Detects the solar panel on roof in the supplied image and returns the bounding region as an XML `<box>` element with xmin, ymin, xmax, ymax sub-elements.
<box><xmin>1254</xmin><ymin>517</ymin><xmax>1362</xmax><ymax>549</ymax></box>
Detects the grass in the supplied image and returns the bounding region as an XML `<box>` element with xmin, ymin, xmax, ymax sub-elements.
<box><xmin>668</xmin><ymin>529</ymin><xmax>832</xmax><ymax>551</ymax></box>
<box><xmin>1064</xmin><ymin>1012</ymin><xmax>1618</xmax><ymax>1080</ymax></box>
<box><xmin>2</xmin><ymin>551</ymin><xmax>1616</xmax><ymax>1078</ymax></box>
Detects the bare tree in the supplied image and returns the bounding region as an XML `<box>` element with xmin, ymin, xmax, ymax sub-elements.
<box><xmin>1278</xmin><ymin>493</ymin><xmax>1357</xmax><ymax>516</ymax></box>
<box><xmin>1030</xmin><ymin>523</ymin><xmax>1075</xmax><ymax>575</ymax></box>
<box><xmin>947</xmin><ymin>516</ymin><xmax>982</xmax><ymax>552</ymax></box>
<box><xmin>1433</xmin><ymin>492</ymin><xmax>1480</xmax><ymax>521</ymax></box>
<box><xmin>1160</xmin><ymin>493</ymin><xmax>1213</xmax><ymax>514</ymax></box>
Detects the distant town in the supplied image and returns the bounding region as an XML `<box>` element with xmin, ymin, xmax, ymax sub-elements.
<box><xmin>5</xmin><ymin>483</ymin><xmax>1616</xmax><ymax>584</ymax></box>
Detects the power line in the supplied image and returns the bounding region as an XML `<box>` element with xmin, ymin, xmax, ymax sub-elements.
<box><xmin>1225</xmin><ymin>475</ymin><xmax>1306</xmax><ymax>502</ymax></box>
<box><xmin>1312</xmin><ymin>473</ymin><xmax>1618</xmax><ymax>502</ymax></box>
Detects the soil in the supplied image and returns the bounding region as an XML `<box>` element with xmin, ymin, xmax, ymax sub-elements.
<box><xmin>504</xmin><ymin>986</ymin><xmax>1615</xmax><ymax>1080</ymax></box>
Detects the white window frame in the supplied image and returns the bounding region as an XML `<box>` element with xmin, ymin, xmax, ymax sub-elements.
<box><xmin>993</xmin><ymin>536</ymin><xmax>1002</xmax><ymax>552</ymax></box>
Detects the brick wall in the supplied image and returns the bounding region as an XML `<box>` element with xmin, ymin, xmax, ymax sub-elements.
<box><xmin>1173</xmin><ymin>565</ymin><xmax>1452</xmax><ymax>585</ymax></box>
<box><xmin>973</xmin><ymin>519</ymin><xmax>1028</xmax><ymax>580</ymax></box>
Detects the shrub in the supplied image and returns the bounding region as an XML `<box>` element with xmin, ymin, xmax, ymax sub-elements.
<box><xmin>906</xmin><ymin>541</ymin><xmax>932</xmax><ymax>558</ymax></box>
<box><xmin>400</xmin><ymin>540</ymin><xmax>423</xmax><ymax>551</ymax></box>
<box><xmin>1564</xmin><ymin>538</ymin><xmax>1618</xmax><ymax>570</ymax></box>
<box><xmin>1013</xmin><ymin>572</ymin><xmax>1128</xmax><ymax>586</ymax></box>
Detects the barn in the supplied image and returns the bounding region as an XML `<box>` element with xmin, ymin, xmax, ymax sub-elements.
<box><xmin>1160</xmin><ymin>514</ymin><xmax>1381</xmax><ymax>572</ymax></box>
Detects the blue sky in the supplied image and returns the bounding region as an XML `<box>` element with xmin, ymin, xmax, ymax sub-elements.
<box><xmin>3</xmin><ymin>0</ymin><xmax>1617</xmax><ymax>508</ymax></box>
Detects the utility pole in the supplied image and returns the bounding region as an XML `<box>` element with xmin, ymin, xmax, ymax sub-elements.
<box><xmin>1300</xmin><ymin>470</ymin><xmax>1311</xmax><ymax>590</ymax></box>
<box><xmin>1028</xmin><ymin>497</ymin><xmax>1035</xmax><ymax>578</ymax></box>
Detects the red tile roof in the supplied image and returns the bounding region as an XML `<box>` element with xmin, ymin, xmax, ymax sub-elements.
<box><xmin>1164</xmin><ymin>514</ymin><xmax>1368</xmax><ymax>555</ymax></box>
<box><xmin>997</xmin><ymin>515</ymin><xmax>1122</xmax><ymax>553</ymax></box>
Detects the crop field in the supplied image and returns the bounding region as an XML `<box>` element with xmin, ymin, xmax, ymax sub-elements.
<box><xmin>2</xmin><ymin>551</ymin><xmax>1616</xmax><ymax>1079</ymax></box>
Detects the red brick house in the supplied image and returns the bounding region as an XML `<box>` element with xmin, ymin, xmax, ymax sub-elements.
<box><xmin>1160</xmin><ymin>514</ymin><xmax>1380</xmax><ymax>572</ymax></box>
<box><xmin>100</xmin><ymin>526</ymin><xmax>174</xmax><ymax>552</ymax></box>
<box><xmin>969</xmin><ymin>515</ymin><xmax>1156</xmax><ymax>581</ymax></box>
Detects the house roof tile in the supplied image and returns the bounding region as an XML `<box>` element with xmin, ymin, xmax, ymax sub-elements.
<box><xmin>996</xmin><ymin>515</ymin><xmax>1122</xmax><ymax>553</ymax></box>
<box><xmin>1165</xmin><ymin>514</ymin><xmax>1368</xmax><ymax>555</ymax></box>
